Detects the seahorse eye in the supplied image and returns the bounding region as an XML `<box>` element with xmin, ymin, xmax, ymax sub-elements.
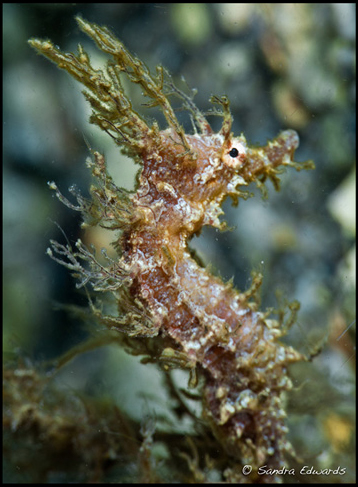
<box><xmin>229</xmin><ymin>147</ymin><xmax>239</xmax><ymax>158</ymax></box>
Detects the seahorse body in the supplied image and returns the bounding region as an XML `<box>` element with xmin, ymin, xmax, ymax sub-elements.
<box><xmin>29</xmin><ymin>17</ymin><xmax>313</xmax><ymax>483</ymax></box>
<box><xmin>122</xmin><ymin>127</ymin><xmax>304</xmax><ymax>478</ymax></box>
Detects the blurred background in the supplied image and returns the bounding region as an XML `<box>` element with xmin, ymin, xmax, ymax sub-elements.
<box><xmin>3</xmin><ymin>3</ymin><xmax>355</xmax><ymax>483</ymax></box>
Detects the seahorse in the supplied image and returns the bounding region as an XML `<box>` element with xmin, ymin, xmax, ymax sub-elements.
<box><xmin>29</xmin><ymin>17</ymin><xmax>314</xmax><ymax>483</ymax></box>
